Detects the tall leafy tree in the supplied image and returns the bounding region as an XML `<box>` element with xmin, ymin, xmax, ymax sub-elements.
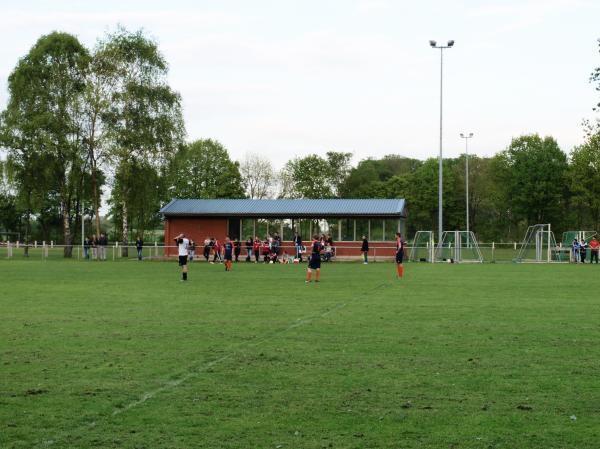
<box><xmin>240</xmin><ymin>152</ymin><xmax>275</xmax><ymax>199</ymax></box>
<box><xmin>0</xmin><ymin>32</ymin><xmax>90</xmax><ymax>256</ymax></box>
<box><xmin>81</xmin><ymin>40</ymin><xmax>118</xmax><ymax>237</ymax></box>
<box><xmin>100</xmin><ymin>28</ymin><xmax>185</xmax><ymax>255</ymax></box>
<box><xmin>166</xmin><ymin>139</ymin><xmax>245</xmax><ymax>199</ymax></box>
<box><xmin>569</xmin><ymin>128</ymin><xmax>600</xmax><ymax>230</ymax></box>
<box><xmin>339</xmin><ymin>155</ymin><xmax>421</xmax><ymax>198</ymax></box>
<box><xmin>495</xmin><ymin>134</ymin><xmax>568</xmax><ymax>230</ymax></box>
<box><xmin>280</xmin><ymin>152</ymin><xmax>352</xmax><ymax>198</ymax></box>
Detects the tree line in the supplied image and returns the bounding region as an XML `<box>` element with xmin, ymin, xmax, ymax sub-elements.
<box><xmin>1</xmin><ymin>30</ymin><xmax>600</xmax><ymax>253</ymax></box>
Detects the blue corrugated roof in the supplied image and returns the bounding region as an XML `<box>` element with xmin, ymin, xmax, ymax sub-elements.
<box><xmin>160</xmin><ymin>199</ymin><xmax>406</xmax><ymax>217</ymax></box>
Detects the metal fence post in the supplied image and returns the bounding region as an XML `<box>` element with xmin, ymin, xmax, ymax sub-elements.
<box><xmin>492</xmin><ymin>242</ymin><xmax>495</xmax><ymax>263</ymax></box>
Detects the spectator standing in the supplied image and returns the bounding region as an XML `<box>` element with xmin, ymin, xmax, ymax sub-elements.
<box><xmin>253</xmin><ymin>236</ymin><xmax>261</xmax><ymax>263</ymax></box>
<box><xmin>571</xmin><ymin>239</ymin><xmax>579</xmax><ymax>263</ymax></box>
<box><xmin>272</xmin><ymin>232</ymin><xmax>281</xmax><ymax>255</ymax></box>
<box><xmin>83</xmin><ymin>236</ymin><xmax>91</xmax><ymax>260</ymax></box>
<box><xmin>293</xmin><ymin>232</ymin><xmax>303</xmax><ymax>262</ymax></box>
<box><xmin>361</xmin><ymin>235</ymin><xmax>369</xmax><ymax>264</ymax></box>
<box><xmin>234</xmin><ymin>237</ymin><xmax>241</xmax><ymax>262</ymax></box>
<box><xmin>98</xmin><ymin>233</ymin><xmax>108</xmax><ymax>261</ymax></box>
<box><xmin>589</xmin><ymin>235</ymin><xmax>599</xmax><ymax>263</ymax></box>
<box><xmin>136</xmin><ymin>236</ymin><xmax>144</xmax><ymax>261</ymax></box>
<box><xmin>262</xmin><ymin>237</ymin><xmax>271</xmax><ymax>263</ymax></box>
<box><xmin>245</xmin><ymin>236</ymin><xmax>253</xmax><ymax>262</ymax></box>
<box><xmin>580</xmin><ymin>239</ymin><xmax>587</xmax><ymax>264</ymax></box>
<box><xmin>91</xmin><ymin>234</ymin><xmax>98</xmax><ymax>260</ymax></box>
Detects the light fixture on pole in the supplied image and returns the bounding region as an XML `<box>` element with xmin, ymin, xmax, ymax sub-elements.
<box><xmin>430</xmin><ymin>39</ymin><xmax>454</xmax><ymax>246</ymax></box>
<box><xmin>460</xmin><ymin>132</ymin><xmax>474</xmax><ymax>237</ymax></box>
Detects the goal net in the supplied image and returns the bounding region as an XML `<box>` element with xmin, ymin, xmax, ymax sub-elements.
<box><xmin>409</xmin><ymin>231</ymin><xmax>434</xmax><ymax>262</ymax></box>
<box><xmin>434</xmin><ymin>231</ymin><xmax>483</xmax><ymax>263</ymax></box>
<box><xmin>516</xmin><ymin>224</ymin><xmax>564</xmax><ymax>263</ymax></box>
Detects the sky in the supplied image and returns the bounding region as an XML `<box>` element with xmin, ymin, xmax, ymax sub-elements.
<box><xmin>1</xmin><ymin>0</ymin><xmax>600</xmax><ymax>168</ymax></box>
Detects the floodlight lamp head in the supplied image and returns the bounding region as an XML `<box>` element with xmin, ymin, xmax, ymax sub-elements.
<box><xmin>469</xmin><ymin>132</ymin><xmax>474</xmax><ymax>138</ymax></box>
<box><xmin>429</xmin><ymin>40</ymin><xmax>437</xmax><ymax>47</ymax></box>
<box><xmin>447</xmin><ymin>40</ymin><xmax>455</xmax><ymax>47</ymax></box>
<box><xmin>460</xmin><ymin>133</ymin><xmax>465</xmax><ymax>138</ymax></box>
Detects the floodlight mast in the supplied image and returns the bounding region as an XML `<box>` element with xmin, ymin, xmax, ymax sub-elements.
<box><xmin>430</xmin><ymin>39</ymin><xmax>454</xmax><ymax>246</ymax></box>
<box><xmin>460</xmin><ymin>132</ymin><xmax>474</xmax><ymax>237</ymax></box>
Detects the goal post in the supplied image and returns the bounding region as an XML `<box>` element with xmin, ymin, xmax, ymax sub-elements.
<box><xmin>516</xmin><ymin>224</ymin><xmax>565</xmax><ymax>263</ymax></box>
<box><xmin>434</xmin><ymin>231</ymin><xmax>483</xmax><ymax>263</ymax></box>
<box><xmin>410</xmin><ymin>231</ymin><xmax>434</xmax><ymax>262</ymax></box>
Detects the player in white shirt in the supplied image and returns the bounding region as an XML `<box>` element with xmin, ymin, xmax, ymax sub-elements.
<box><xmin>174</xmin><ymin>233</ymin><xmax>190</xmax><ymax>281</ymax></box>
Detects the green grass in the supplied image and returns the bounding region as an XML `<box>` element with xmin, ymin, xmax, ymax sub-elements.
<box><xmin>1</xmin><ymin>259</ymin><xmax>600</xmax><ymax>448</ymax></box>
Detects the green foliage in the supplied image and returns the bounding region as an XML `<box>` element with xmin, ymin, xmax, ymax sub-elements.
<box><xmin>0</xmin><ymin>32</ymin><xmax>91</xmax><ymax>255</ymax></box>
<box><xmin>98</xmin><ymin>27</ymin><xmax>185</xmax><ymax>250</ymax></box>
<box><xmin>495</xmin><ymin>134</ymin><xmax>569</xmax><ymax>231</ymax></box>
<box><xmin>569</xmin><ymin>128</ymin><xmax>600</xmax><ymax>229</ymax></box>
<box><xmin>339</xmin><ymin>155</ymin><xmax>421</xmax><ymax>198</ymax></box>
<box><xmin>280</xmin><ymin>151</ymin><xmax>352</xmax><ymax>198</ymax></box>
<box><xmin>166</xmin><ymin>139</ymin><xmax>245</xmax><ymax>199</ymax></box>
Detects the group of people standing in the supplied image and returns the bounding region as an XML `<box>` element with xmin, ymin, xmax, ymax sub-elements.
<box><xmin>571</xmin><ymin>236</ymin><xmax>600</xmax><ymax>263</ymax></box>
<box><xmin>83</xmin><ymin>233</ymin><xmax>108</xmax><ymax>260</ymax></box>
<box><xmin>197</xmin><ymin>232</ymin><xmax>337</xmax><ymax>265</ymax></box>
<box><xmin>172</xmin><ymin>230</ymin><xmax>406</xmax><ymax>283</ymax></box>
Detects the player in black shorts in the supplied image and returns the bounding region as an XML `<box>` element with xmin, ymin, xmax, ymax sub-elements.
<box><xmin>174</xmin><ymin>233</ymin><xmax>190</xmax><ymax>281</ymax></box>
<box><xmin>395</xmin><ymin>232</ymin><xmax>405</xmax><ymax>279</ymax></box>
<box><xmin>223</xmin><ymin>237</ymin><xmax>234</xmax><ymax>271</ymax></box>
<box><xmin>306</xmin><ymin>234</ymin><xmax>323</xmax><ymax>283</ymax></box>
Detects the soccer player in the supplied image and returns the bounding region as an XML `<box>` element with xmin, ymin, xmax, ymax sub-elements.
<box><xmin>306</xmin><ymin>234</ymin><xmax>323</xmax><ymax>283</ymax></box>
<box><xmin>223</xmin><ymin>237</ymin><xmax>234</xmax><ymax>271</ymax></box>
<box><xmin>174</xmin><ymin>233</ymin><xmax>190</xmax><ymax>281</ymax></box>
<box><xmin>395</xmin><ymin>232</ymin><xmax>405</xmax><ymax>279</ymax></box>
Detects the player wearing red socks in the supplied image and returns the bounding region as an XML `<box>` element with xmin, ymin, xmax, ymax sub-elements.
<box><xmin>306</xmin><ymin>235</ymin><xmax>323</xmax><ymax>283</ymax></box>
<box><xmin>395</xmin><ymin>232</ymin><xmax>405</xmax><ymax>279</ymax></box>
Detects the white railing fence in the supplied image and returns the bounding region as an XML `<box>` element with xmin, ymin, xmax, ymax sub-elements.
<box><xmin>0</xmin><ymin>241</ymin><xmax>575</xmax><ymax>263</ymax></box>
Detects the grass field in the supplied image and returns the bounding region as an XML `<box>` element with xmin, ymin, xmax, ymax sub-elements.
<box><xmin>2</xmin><ymin>259</ymin><xmax>600</xmax><ymax>448</ymax></box>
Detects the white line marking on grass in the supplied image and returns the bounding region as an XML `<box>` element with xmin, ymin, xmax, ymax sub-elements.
<box><xmin>40</xmin><ymin>281</ymin><xmax>390</xmax><ymax>447</ymax></box>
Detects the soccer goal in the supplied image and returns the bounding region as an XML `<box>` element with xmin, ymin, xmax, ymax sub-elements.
<box><xmin>516</xmin><ymin>224</ymin><xmax>564</xmax><ymax>263</ymax></box>
<box><xmin>434</xmin><ymin>231</ymin><xmax>483</xmax><ymax>263</ymax></box>
<box><xmin>410</xmin><ymin>231</ymin><xmax>434</xmax><ymax>262</ymax></box>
